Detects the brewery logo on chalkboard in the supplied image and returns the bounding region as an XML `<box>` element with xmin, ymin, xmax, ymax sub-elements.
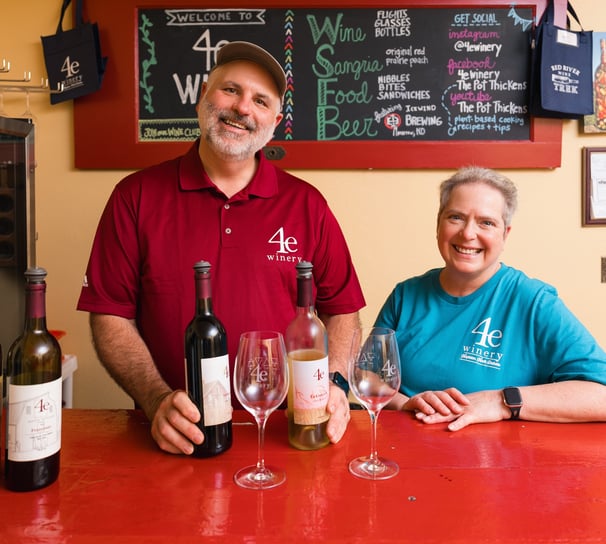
<box><xmin>137</xmin><ymin>7</ymin><xmax>533</xmax><ymax>145</ymax></box>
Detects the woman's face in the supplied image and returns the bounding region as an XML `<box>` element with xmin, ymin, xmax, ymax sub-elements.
<box><xmin>437</xmin><ymin>181</ymin><xmax>511</xmax><ymax>292</ymax></box>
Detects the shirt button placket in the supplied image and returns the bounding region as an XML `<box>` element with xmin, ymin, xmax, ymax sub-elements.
<box><xmin>221</xmin><ymin>202</ymin><xmax>235</xmax><ymax>246</ymax></box>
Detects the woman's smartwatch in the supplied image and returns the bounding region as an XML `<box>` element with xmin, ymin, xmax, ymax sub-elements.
<box><xmin>502</xmin><ymin>387</ymin><xmax>523</xmax><ymax>420</ymax></box>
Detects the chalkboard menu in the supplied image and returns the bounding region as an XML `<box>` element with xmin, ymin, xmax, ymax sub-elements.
<box><xmin>137</xmin><ymin>7</ymin><xmax>533</xmax><ymax>144</ymax></box>
<box><xmin>73</xmin><ymin>0</ymin><xmax>560</xmax><ymax>169</ymax></box>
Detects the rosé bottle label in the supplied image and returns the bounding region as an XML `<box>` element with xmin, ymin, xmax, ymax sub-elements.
<box><xmin>7</xmin><ymin>378</ymin><xmax>62</xmax><ymax>462</ymax></box>
<box><xmin>201</xmin><ymin>354</ymin><xmax>232</xmax><ymax>426</ymax></box>
<box><xmin>290</xmin><ymin>350</ymin><xmax>329</xmax><ymax>425</ymax></box>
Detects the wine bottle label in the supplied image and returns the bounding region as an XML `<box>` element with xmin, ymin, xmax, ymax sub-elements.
<box><xmin>200</xmin><ymin>354</ymin><xmax>232</xmax><ymax>426</ymax></box>
<box><xmin>7</xmin><ymin>378</ymin><xmax>62</xmax><ymax>462</ymax></box>
<box><xmin>290</xmin><ymin>350</ymin><xmax>330</xmax><ymax>425</ymax></box>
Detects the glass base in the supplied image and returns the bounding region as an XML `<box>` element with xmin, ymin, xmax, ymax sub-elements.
<box><xmin>234</xmin><ymin>465</ymin><xmax>286</xmax><ymax>490</ymax></box>
<box><xmin>348</xmin><ymin>456</ymin><xmax>399</xmax><ymax>480</ymax></box>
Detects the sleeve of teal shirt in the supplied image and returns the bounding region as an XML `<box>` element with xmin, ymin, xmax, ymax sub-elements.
<box><xmin>374</xmin><ymin>284</ymin><xmax>402</xmax><ymax>330</ymax></box>
<box><xmin>534</xmin><ymin>288</ymin><xmax>606</xmax><ymax>385</ymax></box>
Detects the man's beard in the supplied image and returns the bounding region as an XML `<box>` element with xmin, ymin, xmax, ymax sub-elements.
<box><xmin>199</xmin><ymin>100</ymin><xmax>275</xmax><ymax>160</ymax></box>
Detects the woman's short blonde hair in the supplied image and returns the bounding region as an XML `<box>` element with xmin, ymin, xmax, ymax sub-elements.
<box><xmin>437</xmin><ymin>166</ymin><xmax>518</xmax><ymax>228</ymax></box>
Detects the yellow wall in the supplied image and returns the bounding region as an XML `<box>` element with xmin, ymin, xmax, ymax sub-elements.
<box><xmin>1</xmin><ymin>1</ymin><xmax>605</xmax><ymax>409</ymax></box>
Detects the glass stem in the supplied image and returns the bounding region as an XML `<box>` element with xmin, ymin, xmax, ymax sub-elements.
<box><xmin>368</xmin><ymin>410</ymin><xmax>379</xmax><ymax>463</ymax></box>
<box><xmin>256</xmin><ymin>416</ymin><xmax>268</xmax><ymax>472</ymax></box>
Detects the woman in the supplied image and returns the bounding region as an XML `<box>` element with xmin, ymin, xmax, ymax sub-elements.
<box><xmin>375</xmin><ymin>166</ymin><xmax>606</xmax><ymax>430</ymax></box>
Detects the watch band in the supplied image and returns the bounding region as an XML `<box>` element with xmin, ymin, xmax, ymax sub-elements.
<box><xmin>508</xmin><ymin>404</ymin><xmax>521</xmax><ymax>420</ymax></box>
<box><xmin>329</xmin><ymin>371</ymin><xmax>349</xmax><ymax>396</ymax></box>
<box><xmin>503</xmin><ymin>387</ymin><xmax>522</xmax><ymax>420</ymax></box>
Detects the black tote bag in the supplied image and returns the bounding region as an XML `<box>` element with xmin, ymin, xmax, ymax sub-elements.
<box><xmin>41</xmin><ymin>0</ymin><xmax>108</xmax><ymax>105</ymax></box>
<box><xmin>529</xmin><ymin>0</ymin><xmax>593</xmax><ymax>118</ymax></box>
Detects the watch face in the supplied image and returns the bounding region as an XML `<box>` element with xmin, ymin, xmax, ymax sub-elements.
<box><xmin>330</xmin><ymin>371</ymin><xmax>350</xmax><ymax>395</ymax></box>
<box><xmin>504</xmin><ymin>387</ymin><xmax>522</xmax><ymax>405</ymax></box>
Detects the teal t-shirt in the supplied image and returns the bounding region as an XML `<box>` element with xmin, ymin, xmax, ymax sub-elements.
<box><xmin>374</xmin><ymin>264</ymin><xmax>606</xmax><ymax>396</ymax></box>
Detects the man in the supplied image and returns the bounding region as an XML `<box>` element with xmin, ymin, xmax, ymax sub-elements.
<box><xmin>77</xmin><ymin>42</ymin><xmax>365</xmax><ymax>454</ymax></box>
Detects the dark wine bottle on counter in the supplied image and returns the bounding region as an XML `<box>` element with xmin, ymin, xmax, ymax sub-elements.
<box><xmin>285</xmin><ymin>261</ymin><xmax>330</xmax><ymax>450</ymax></box>
<box><xmin>184</xmin><ymin>260</ymin><xmax>232</xmax><ymax>457</ymax></box>
<box><xmin>5</xmin><ymin>267</ymin><xmax>62</xmax><ymax>491</ymax></box>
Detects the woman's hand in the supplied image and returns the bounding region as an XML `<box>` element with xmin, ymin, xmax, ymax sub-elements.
<box><xmin>405</xmin><ymin>387</ymin><xmax>470</xmax><ymax>418</ymax></box>
<box><xmin>412</xmin><ymin>389</ymin><xmax>509</xmax><ymax>431</ymax></box>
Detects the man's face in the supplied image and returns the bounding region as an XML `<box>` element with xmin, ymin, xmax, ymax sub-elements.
<box><xmin>196</xmin><ymin>60</ymin><xmax>284</xmax><ymax>161</ymax></box>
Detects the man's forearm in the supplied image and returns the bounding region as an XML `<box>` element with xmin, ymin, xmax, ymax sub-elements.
<box><xmin>319</xmin><ymin>312</ymin><xmax>360</xmax><ymax>376</ymax></box>
<box><xmin>89</xmin><ymin>313</ymin><xmax>172</xmax><ymax>420</ymax></box>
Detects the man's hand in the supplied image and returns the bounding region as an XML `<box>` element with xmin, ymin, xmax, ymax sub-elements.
<box><xmin>89</xmin><ymin>314</ymin><xmax>206</xmax><ymax>452</ymax></box>
<box><xmin>318</xmin><ymin>311</ymin><xmax>360</xmax><ymax>444</ymax></box>
<box><xmin>326</xmin><ymin>383</ymin><xmax>351</xmax><ymax>443</ymax></box>
<box><xmin>150</xmin><ymin>390</ymin><xmax>205</xmax><ymax>454</ymax></box>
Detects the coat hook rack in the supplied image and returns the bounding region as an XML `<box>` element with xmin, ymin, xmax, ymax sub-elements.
<box><xmin>0</xmin><ymin>59</ymin><xmax>62</xmax><ymax>95</ymax></box>
<box><xmin>0</xmin><ymin>71</ymin><xmax>32</xmax><ymax>83</ymax></box>
<box><xmin>0</xmin><ymin>78</ymin><xmax>64</xmax><ymax>95</ymax></box>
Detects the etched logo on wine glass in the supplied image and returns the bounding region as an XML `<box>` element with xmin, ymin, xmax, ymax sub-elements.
<box><xmin>247</xmin><ymin>356</ymin><xmax>273</xmax><ymax>386</ymax></box>
<box><xmin>247</xmin><ymin>355</ymin><xmax>285</xmax><ymax>404</ymax></box>
<box><xmin>382</xmin><ymin>358</ymin><xmax>398</xmax><ymax>378</ymax></box>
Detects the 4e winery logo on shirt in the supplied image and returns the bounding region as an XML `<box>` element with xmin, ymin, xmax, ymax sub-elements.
<box><xmin>266</xmin><ymin>227</ymin><xmax>304</xmax><ymax>263</ymax></box>
<box><xmin>459</xmin><ymin>317</ymin><xmax>504</xmax><ymax>370</ymax></box>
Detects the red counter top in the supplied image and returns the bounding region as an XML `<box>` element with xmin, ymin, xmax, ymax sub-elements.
<box><xmin>2</xmin><ymin>409</ymin><xmax>605</xmax><ymax>543</ymax></box>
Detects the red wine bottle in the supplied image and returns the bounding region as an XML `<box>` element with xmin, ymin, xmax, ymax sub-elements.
<box><xmin>285</xmin><ymin>261</ymin><xmax>330</xmax><ymax>450</ymax></box>
<box><xmin>184</xmin><ymin>261</ymin><xmax>232</xmax><ymax>457</ymax></box>
<box><xmin>5</xmin><ymin>267</ymin><xmax>62</xmax><ymax>491</ymax></box>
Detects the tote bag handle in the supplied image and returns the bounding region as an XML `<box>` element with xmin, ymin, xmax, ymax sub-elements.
<box><xmin>56</xmin><ymin>0</ymin><xmax>84</xmax><ymax>34</ymax></box>
<box><xmin>550</xmin><ymin>0</ymin><xmax>584</xmax><ymax>30</ymax></box>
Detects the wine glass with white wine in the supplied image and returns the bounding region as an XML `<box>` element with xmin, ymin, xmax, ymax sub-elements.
<box><xmin>348</xmin><ymin>327</ymin><xmax>401</xmax><ymax>480</ymax></box>
<box><xmin>233</xmin><ymin>330</ymin><xmax>289</xmax><ymax>489</ymax></box>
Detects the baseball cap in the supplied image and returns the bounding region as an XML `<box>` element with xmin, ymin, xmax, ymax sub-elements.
<box><xmin>214</xmin><ymin>41</ymin><xmax>286</xmax><ymax>99</ymax></box>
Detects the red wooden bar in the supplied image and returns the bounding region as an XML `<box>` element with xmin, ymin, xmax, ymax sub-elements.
<box><xmin>1</xmin><ymin>409</ymin><xmax>605</xmax><ymax>542</ymax></box>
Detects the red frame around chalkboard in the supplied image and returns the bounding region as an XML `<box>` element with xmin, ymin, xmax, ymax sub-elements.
<box><xmin>73</xmin><ymin>0</ymin><xmax>559</xmax><ymax>170</ymax></box>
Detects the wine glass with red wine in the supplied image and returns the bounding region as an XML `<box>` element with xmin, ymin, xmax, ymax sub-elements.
<box><xmin>233</xmin><ymin>330</ymin><xmax>289</xmax><ymax>489</ymax></box>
